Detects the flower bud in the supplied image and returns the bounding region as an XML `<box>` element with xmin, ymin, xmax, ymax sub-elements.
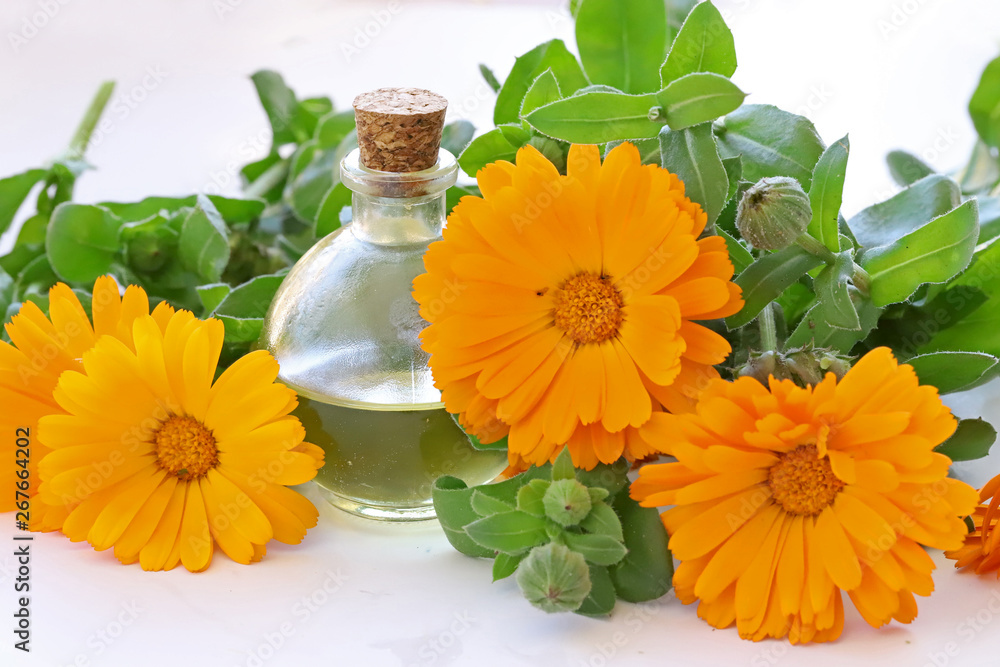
<box><xmin>739</xmin><ymin>346</ymin><xmax>854</xmax><ymax>388</ymax></box>
<box><xmin>736</xmin><ymin>177</ymin><xmax>812</xmax><ymax>250</ymax></box>
<box><xmin>542</xmin><ymin>479</ymin><xmax>593</xmax><ymax>527</ymax></box>
<box><xmin>516</xmin><ymin>542</ymin><xmax>592</xmax><ymax>613</ymax></box>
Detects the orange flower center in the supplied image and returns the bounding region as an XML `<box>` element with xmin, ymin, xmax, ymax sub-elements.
<box><xmin>154</xmin><ymin>415</ymin><xmax>219</xmax><ymax>480</ymax></box>
<box><xmin>767</xmin><ymin>444</ymin><xmax>844</xmax><ymax>516</ymax></box>
<box><xmin>553</xmin><ymin>273</ymin><xmax>624</xmax><ymax>344</ymax></box>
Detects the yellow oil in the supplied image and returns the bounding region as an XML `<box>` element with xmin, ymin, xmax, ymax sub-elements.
<box><xmin>291</xmin><ymin>388</ymin><xmax>508</xmax><ymax>517</ymax></box>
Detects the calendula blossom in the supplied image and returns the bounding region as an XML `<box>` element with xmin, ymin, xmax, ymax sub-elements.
<box><xmin>413</xmin><ymin>142</ymin><xmax>743</xmax><ymax>472</ymax></box>
<box><xmin>631</xmin><ymin>347</ymin><xmax>979</xmax><ymax>643</ymax></box>
<box><xmin>35</xmin><ymin>306</ymin><xmax>324</xmax><ymax>572</ymax></box>
<box><xmin>1</xmin><ymin>276</ymin><xmax>173</xmax><ymax>527</ymax></box>
<box><xmin>946</xmin><ymin>473</ymin><xmax>1000</xmax><ymax>576</ymax></box>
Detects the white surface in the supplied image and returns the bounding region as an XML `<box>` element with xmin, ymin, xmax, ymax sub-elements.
<box><xmin>2</xmin><ymin>0</ymin><xmax>1000</xmax><ymax>665</ymax></box>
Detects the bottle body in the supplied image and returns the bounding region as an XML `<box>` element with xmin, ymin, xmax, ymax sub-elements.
<box><xmin>261</xmin><ymin>149</ymin><xmax>507</xmax><ymax>521</ymax></box>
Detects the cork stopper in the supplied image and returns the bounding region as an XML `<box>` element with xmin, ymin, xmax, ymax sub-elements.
<box><xmin>353</xmin><ymin>88</ymin><xmax>447</xmax><ymax>173</ymax></box>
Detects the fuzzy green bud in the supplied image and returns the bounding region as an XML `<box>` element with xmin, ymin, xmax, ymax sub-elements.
<box><xmin>736</xmin><ymin>176</ymin><xmax>812</xmax><ymax>250</ymax></box>
<box><xmin>542</xmin><ymin>478</ymin><xmax>593</xmax><ymax>527</ymax></box>
<box><xmin>738</xmin><ymin>346</ymin><xmax>853</xmax><ymax>388</ymax></box>
<box><xmin>516</xmin><ymin>542</ymin><xmax>592</xmax><ymax>613</ymax></box>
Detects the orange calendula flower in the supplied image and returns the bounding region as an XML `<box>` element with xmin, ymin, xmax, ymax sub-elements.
<box><xmin>413</xmin><ymin>142</ymin><xmax>743</xmax><ymax>471</ymax></box>
<box><xmin>36</xmin><ymin>310</ymin><xmax>324</xmax><ymax>572</ymax></box>
<box><xmin>1</xmin><ymin>276</ymin><xmax>173</xmax><ymax>524</ymax></box>
<box><xmin>946</xmin><ymin>473</ymin><xmax>1000</xmax><ymax>576</ymax></box>
<box><xmin>630</xmin><ymin>347</ymin><xmax>979</xmax><ymax>644</ymax></box>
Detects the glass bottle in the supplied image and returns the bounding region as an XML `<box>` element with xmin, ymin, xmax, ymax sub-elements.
<box><xmin>261</xmin><ymin>88</ymin><xmax>507</xmax><ymax>521</ymax></box>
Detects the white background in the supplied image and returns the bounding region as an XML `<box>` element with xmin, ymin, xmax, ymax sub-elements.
<box><xmin>2</xmin><ymin>0</ymin><xmax>1000</xmax><ymax>665</ymax></box>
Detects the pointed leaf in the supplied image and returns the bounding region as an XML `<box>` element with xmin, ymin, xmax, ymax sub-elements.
<box><xmin>660</xmin><ymin>1</ymin><xmax>736</xmax><ymax>84</ymax></box>
<box><xmin>935</xmin><ymin>418</ymin><xmax>996</xmax><ymax>462</ymax></box>
<box><xmin>179</xmin><ymin>195</ymin><xmax>230</xmax><ymax>283</ymax></box>
<box><xmin>787</xmin><ymin>288</ymin><xmax>882</xmax><ymax>353</ymax></box>
<box><xmin>563</xmin><ymin>532</ymin><xmax>628</xmax><ymax>566</ymax></box>
<box><xmin>609</xmin><ymin>493</ymin><xmax>673</xmax><ymax>603</ymax></box>
<box><xmin>494</xmin><ymin>39</ymin><xmax>588</xmax><ymax>126</ymax></box>
<box><xmin>725</xmin><ymin>245</ymin><xmax>824</xmax><ymax>329</ymax></box>
<box><xmin>526</xmin><ymin>90</ymin><xmax>662</xmax><ymax>143</ymax></box>
<box><xmin>657</xmin><ymin>73</ymin><xmax>746</xmax><ymax>130</ymax></box>
<box><xmin>969</xmin><ymin>55</ymin><xmax>1000</xmax><ymax>148</ymax></box>
<box><xmin>471</xmin><ymin>490</ymin><xmax>515</xmax><ymax>517</ymax></box>
<box><xmin>659</xmin><ymin>123</ymin><xmax>728</xmax><ymax>224</ymax></box>
<box><xmin>576</xmin><ymin>0</ymin><xmax>668</xmax><ymax>94</ymax></box>
<box><xmin>808</xmin><ymin>135</ymin><xmax>849</xmax><ymax>252</ymax></box>
<box><xmin>519</xmin><ymin>69</ymin><xmax>562</xmax><ymax>118</ymax></box>
<box><xmin>458</xmin><ymin>128</ymin><xmax>522</xmax><ymax>177</ymax></box>
<box><xmin>850</xmin><ymin>175</ymin><xmax>961</xmax><ymax>251</ymax></box>
<box><xmin>576</xmin><ymin>565</ymin><xmax>617</xmax><ymax>617</ymax></box>
<box><xmin>715</xmin><ymin>105</ymin><xmax>825</xmax><ymax>190</ymax></box>
<box><xmin>907</xmin><ymin>351</ymin><xmax>999</xmax><ymax>395</ymax></box>
<box><xmin>552</xmin><ymin>447</ymin><xmax>576</xmax><ymax>481</ymax></box>
<box><xmin>579</xmin><ymin>502</ymin><xmax>624</xmax><ymax>541</ymax></box>
<box><xmin>493</xmin><ymin>552</ymin><xmax>524</xmax><ymax>581</ymax></box>
<box><xmin>887</xmin><ymin>150</ymin><xmax>934</xmax><ymax>187</ymax></box>
<box><xmin>464</xmin><ymin>511</ymin><xmax>550</xmax><ymax>556</ymax></box>
<box><xmin>813</xmin><ymin>251</ymin><xmax>860</xmax><ymax>330</ymax></box>
<box><xmin>862</xmin><ymin>200</ymin><xmax>979</xmax><ymax>306</ymax></box>
<box><xmin>0</xmin><ymin>169</ymin><xmax>47</xmax><ymax>236</ymax></box>
<box><xmin>45</xmin><ymin>203</ymin><xmax>122</xmax><ymax>282</ymax></box>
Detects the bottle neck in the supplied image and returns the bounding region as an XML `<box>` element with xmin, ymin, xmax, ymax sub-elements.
<box><xmin>340</xmin><ymin>148</ymin><xmax>457</xmax><ymax>247</ymax></box>
<box><xmin>350</xmin><ymin>191</ymin><xmax>446</xmax><ymax>245</ymax></box>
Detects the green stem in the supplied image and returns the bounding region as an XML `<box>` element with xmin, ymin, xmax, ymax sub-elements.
<box><xmin>67</xmin><ymin>81</ymin><xmax>116</xmax><ymax>159</ymax></box>
<box><xmin>758</xmin><ymin>303</ymin><xmax>779</xmax><ymax>353</ymax></box>
<box><xmin>851</xmin><ymin>264</ymin><xmax>872</xmax><ymax>298</ymax></box>
<box><xmin>795</xmin><ymin>233</ymin><xmax>837</xmax><ymax>264</ymax></box>
<box><xmin>243</xmin><ymin>159</ymin><xmax>290</xmax><ymax>201</ymax></box>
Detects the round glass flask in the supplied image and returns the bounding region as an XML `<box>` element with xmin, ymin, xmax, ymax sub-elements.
<box><xmin>261</xmin><ymin>88</ymin><xmax>507</xmax><ymax>521</ymax></box>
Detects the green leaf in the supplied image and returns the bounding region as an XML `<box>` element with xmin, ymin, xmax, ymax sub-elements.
<box><xmin>726</xmin><ymin>246</ymin><xmax>824</xmax><ymax>329</ymax></box>
<box><xmin>0</xmin><ymin>169</ymin><xmax>47</xmax><ymax>236</ymax></box>
<box><xmin>441</xmin><ymin>120</ymin><xmax>476</xmax><ymax>157</ymax></box>
<box><xmin>462</xmin><ymin>429</ymin><xmax>509</xmax><ymax>452</ymax></box>
<box><xmin>563</xmin><ymin>533</ymin><xmax>627</xmax><ymax>566</ymax></box>
<box><xmin>101</xmin><ymin>195</ymin><xmax>265</xmax><ymax>225</ymax></box>
<box><xmin>494</xmin><ymin>39</ymin><xmax>588</xmax><ymax>126</ymax></box>
<box><xmin>862</xmin><ymin>200</ymin><xmax>979</xmax><ymax>307</ymax></box>
<box><xmin>493</xmin><ymin>552</ymin><xmax>523</xmax><ymax>582</ymax></box>
<box><xmin>977</xmin><ymin>196</ymin><xmax>1000</xmax><ymax>244</ymax></box>
<box><xmin>285</xmin><ymin>131</ymin><xmax>357</xmax><ymax>225</ymax></box>
<box><xmin>658</xmin><ymin>73</ymin><xmax>746</xmax><ymax>130</ymax></box>
<box><xmin>464</xmin><ymin>511</ymin><xmax>550</xmax><ymax>556</ymax></box>
<box><xmin>666</xmin><ymin>0</ymin><xmax>699</xmax><ymax>42</ymax></box>
<box><xmin>718</xmin><ymin>229</ymin><xmax>753</xmax><ymax>273</ymax></box>
<box><xmin>850</xmin><ymin>175</ymin><xmax>961</xmax><ymax>251</ymax></box>
<box><xmin>715</xmin><ymin>105</ymin><xmax>825</xmax><ymax>190</ymax></box>
<box><xmin>660</xmin><ymin>1</ymin><xmax>736</xmax><ymax>84</ymax></box>
<box><xmin>15</xmin><ymin>214</ymin><xmax>48</xmax><ymax>246</ymax></box>
<box><xmin>196</xmin><ymin>283</ymin><xmax>231</xmax><ymax>313</ymax></box>
<box><xmin>212</xmin><ymin>273</ymin><xmax>285</xmax><ymax>343</ymax></box>
<box><xmin>479</xmin><ymin>64</ymin><xmax>501</xmax><ymax>93</ymax></box>
<box><xmin>517</xmin><ymin>479</ymin><xmax>550</xmax><ymax>516</ymax></box>
<box><xmin>609</xmin><ymin>493</ymin><xmax>673</xmax><ymax>603</ymax></box>
<box><xmin>808</xmin><ymin>135</ymin><xmax>849</xmax><ymax>253</ymax></box>
<box><xmin>787</xmin><ymin>288</ymin><xmax>881</xmax><ymax>353</ymax></box>
<box><xmin>576</xmin><ymin>565</ymin><xmax>616</xmax><ymax>617</ymax></box>
<box><xmin>315</xmin><ymin>182</ymin><xmax>351</xmax><ymax>238</ymax></box>
<box><xmin>813</xmin><ymin>251</ymin><xmax>860</xmax><ymax>330</ymax></box>
<box><xmin>935</xmin><ymin>418</ymin><xmax>996</xmax><ymax>462</ymax></box>
<box><xmin>960</xmin><ymin>139</ymin><xmax>1000</xmax><ymax>194</ymax></box>
<box><xmin>576</xmin><ymin>0</ymin><xmax>667</xmax><ymax>94</ymax></box>
<box><xmin>45</xmin><ymin>203</ymin><xmax>122</xmax><ymax>282</ymax></box>
<box><xmin>471</xmin><ymin>490</ymin><xmax>515</xmax><ymax>517</ymax></box>
<box><xmin>552</xmin><ymin>448</ymin><xmax>576</xmax><ymax>481</ymax></box>
<box><xmin>433</xmin><ymin>467</ymin><xmax>553</xmax><ymax>557</ymax></box>
<box><xmin>314</xmin><ymin>110</ymin><xmax>355</xmax><ymax>150</ymax></box>
<box><xmin>579</xmin><ymin>502</ymin><xmax>624</xmax><ymax>541</ymax></box>
<box><xmin>251</xmin><ymin>70</ymin><xmax>301</xmax><ymax>146</ymax></box>
<box><xmin>969</xmin><ymin>55</ymin><xmax>1000</xmax><ymax>148</ymax></box>
<box><xmin>575</xmin><ymin>459</ymin><xmax>632</xmax><ymax>499</ymax></box>
<box><xmin>659</xmin><ymin>123</ymin><xmax>728</xmax><ymax>224</ymax></box>
<box><xmin>526</xmin><ymin>90</ymin><xmax>661</xmax><ymax>143</ymax></box>
<box><xmin>887</xmin><ymin>150</ymin><xmax>934</xmax><ymax>187</ymax></box>
<box><xmin>179</xmin><ymin>196</ymin><xmax>230</xmax><ymax>283</ymax></box>
<box><xmin>519</xmin><ymin>69</ymin><xmax>563</xmax><ymax>118</ymax></box>
<box><xmin>722</xmin><ymin>155</ymin><xmax>742</xmax><ymax>203</ymax></box>
<box><xmin>918</xmin><ymin>297</ymin><xmax>1000</xmax><ymax>357</ymax></box>
<box><xmin>907</xmin><ymin>351</ymin><xmax>999</xmax><ymax>395</ymax></box>
<box><xmin>458</xmin><ymin>128</ymin><xmax>521</xmax><ymax>177</ymax></box>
